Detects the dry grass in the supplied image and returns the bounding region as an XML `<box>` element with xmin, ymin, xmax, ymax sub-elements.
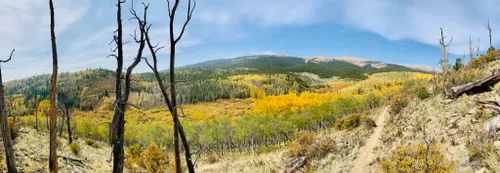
<box><xmin>13</xmin><ymin>127</ymin><xmax>113</xmax><ymax>172</ymax></box>
<box><xmin>374</xmin><ymin>91</ymin><xmax>500</xmax><ymax>172</ymax></box>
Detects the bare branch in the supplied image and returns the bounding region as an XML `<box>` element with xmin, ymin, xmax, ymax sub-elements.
<box><xmin>446</xmin><ymin>36</ymin><xmax>453</xmax><ymax>47</ymax></box>
<box><xmin>141</xmin><ymin>57</ymin><xmax>155</xmax><ymax>71</ymax></box>
<box><xmin>0</xmin><ymin>49</ymin><xmax>15</xmax><ymax>63</ymax></box>
<box><xmin>107</xmin><ymin>54</ymin><xmax>119</xmax><ymax>59</ymax></box>
<box><xmin>167</xmin><ymin>0</ymin><xmax>172</xmax><ymax>17</ymax></box>
<box><xmin>175</xmin><ymin>0</ymin><xmax>196</xmax><ymax>43</ymax></box>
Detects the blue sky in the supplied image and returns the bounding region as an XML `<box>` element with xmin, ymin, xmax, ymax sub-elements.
<box><xmin>1</xmin><ymin>0</ymin><xmax>499</xmax><ymax>81</ymax></box>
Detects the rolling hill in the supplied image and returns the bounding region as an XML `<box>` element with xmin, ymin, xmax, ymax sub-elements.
<box><xmin>180</xmin><ymin>54</ymin><xmax>431</xmax><ymax>79</ymax></box>
<box><xmin>4</xmin><ymin>54</ymin><xmax>433</xmax><ymax>112</ymax></box>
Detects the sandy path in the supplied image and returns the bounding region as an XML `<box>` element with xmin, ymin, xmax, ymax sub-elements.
<box><xmin>350</xmin><ymin>108</ymin><xmax>388</xmax><ymax>173</ymax></box>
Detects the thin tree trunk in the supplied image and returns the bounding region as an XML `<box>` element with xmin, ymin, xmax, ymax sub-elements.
<box><xmin>48</xmin><ymin>0</ymin><xmax>59</xmax><ymax>171</ymax></box>
<box><xmin>141</xmin><ymin>1</ymin><xmax>196</xmax><ymax>171</ymax></box>
<box><xmin>110</xmin><ymin>0</ymin><xmax>125</xmax><ymax>171</ymax></box>
<box><xmin>0</xmin><ymin>50</ymin><xmax>18</xmax><ymax>172</ymax></box>
<box><xmin>58</xmin><ymin>112</ymin><xmax>64</xmax><ymax>137</ymax></box>
<box><xmin>35</xmin><ymin>95</ymin><xmax>38</xmax><ymax>131</ymax></box>
<box><xmin>66</xmin><ymin>108</ymin><xmax>72</xmax><ymax>144</ymax></box>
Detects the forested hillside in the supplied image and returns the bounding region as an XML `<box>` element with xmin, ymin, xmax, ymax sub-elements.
<box><xmin>4</xmin><ymin>54</ymin><xmax>424</xmax><ymax>114</ymax></box>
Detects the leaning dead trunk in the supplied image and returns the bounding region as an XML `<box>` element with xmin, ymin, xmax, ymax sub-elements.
<box><xmin>48</xmin><ymin>0</ymin><xmax>59</xmax><ymax>171</ymax></box>
<box><xmin>0</xmin><ymin>50</ymin><xmax>18</xmax><ymax>172</ymax></box>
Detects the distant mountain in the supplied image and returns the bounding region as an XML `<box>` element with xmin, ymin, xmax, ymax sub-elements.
<box><xmin>180</xmin><ymin>55</ymin><xmax>428</xmax><ymax>79</ymax></box>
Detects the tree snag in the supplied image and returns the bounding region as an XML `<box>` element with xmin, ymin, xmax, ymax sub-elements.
<box><xmin>485</xmin><ymin>18</ymin><xmax>494</xmax><ymax>52</ymax></box>
<box><xmin>469</xmin><ymin>35</ymin><xmax>474</xmax><ymax>60</ymax></box>
<box><xmin>439</xmin><ymin>28</ymin><xmax>453</xmax><ymax>76</ymax></box>
<box><xmin>48</xmin><ymin>0</ymin><xmax>59</xmax><ymax>171</ymax></box>
<box><xmin>0</xmin><ymin>49</ymin><xmax>18</xmax><ymax>173</ymax></box>
<box><xmin>476</xmin><ymin>38</ymin><xmax>481</xmax><ymax>57</ymax></box>
<box><xmin>168</xmin><ymin>0</ymin><xmax>196</xmax><ymax>172</ymax></box>
<box><xmin>108</xmin><ymin>0</ymin><xmax>146</xmax><ymax>172</ymax></box>
<box><xmin>139</xmin><ymin>0</ymin><xmax>196</xmax><ymax>172</ymax></box>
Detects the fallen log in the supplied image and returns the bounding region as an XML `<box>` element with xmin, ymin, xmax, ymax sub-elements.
<box><xmin>285</xmin><ymin>157</ymin><xmax>307</xmax><ymax>173</ymax></box>
<box><xmin>58</xmin><ymin>155</ymin><xmax>84</xmax><ymax>165</ymax></box>
<box><xmin>447</xmin><ymin>72</ymin><xmax>500</xmax><ymax>98</ymax></box>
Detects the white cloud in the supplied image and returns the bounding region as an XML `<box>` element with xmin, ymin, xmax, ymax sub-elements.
<box><xmin>0</xmin><ymin>0</ymin><xmax>90</xmax><ymax>81</ymax></box>
<box><xmin>341</xmin><ymin>0</ymin><xmax>500</xmax><ymax>54</ymax></box>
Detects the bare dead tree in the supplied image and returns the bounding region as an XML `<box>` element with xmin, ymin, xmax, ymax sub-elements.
<box><xmin>108</xmin><ymin>0</ymin><xmax>146</xmax><ymax>172</ymax></box>
<box><xmin>138</xmin><ymin>0</ymin><xmax>196</xmax><ymax>172</ymax></box>
<box><xmin>439</xmin><ymin>28</ymin><xmax>453</xmax><ymax>76</ymax></box>
<box><xmin>48</xmin><ymin>0</ymin><xmax>59</xmax><ymax>171</ymax></box>
<box><xmin>476</xmin><ymin>38</ymin><xmax>481</xmax><ymax>57</ymax></box>
<box><xmin>485</xmin><ymin>18</ymin><xmax>494</xmax><ymax>52</ymax></box>
<box><xmin>0</xmin><ymin>49</ymin><xmax>18</xmax><ymax>172</ymax></box>
<box><xmin>469</xmin><ymin>35</ymin><xmax>473</xmax><ymax>60</ymax></box>
<box><xmin>57</xmin><ymin>89</ymin><xmax>74</xmax><ymax>143</ymax></box>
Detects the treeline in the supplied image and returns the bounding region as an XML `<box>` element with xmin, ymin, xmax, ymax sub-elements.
<box><xmin>5</xmin><ymin>67</ymin><xmax>310</xmax><ymax>112</ymax></box>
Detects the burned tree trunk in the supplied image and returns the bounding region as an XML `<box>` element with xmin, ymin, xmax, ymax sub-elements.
<box><xmin>108</xmin><ymin>1</ymin><xmax>145</xmax><ymax>172</ymax></box>
<box><xmin>140</xmin><ymin>0</ymin><xmax>196</xmax><ymax>172</ymax></box>
<box><xmin>48</xmin><ymin>0</ymin><xmax>59</xmax><ymax>171</ymax></box>
<box><xmin>0</xmin><ymin>50</ymin><xmax>18</xmax><ymax>172</ymax></box>
<box><xmin>65</xmin><ymin>108</ymin><xmax>72</xmax><ymax>144</ymax></box>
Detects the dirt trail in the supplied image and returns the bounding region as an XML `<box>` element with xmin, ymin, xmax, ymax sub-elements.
<box><xmin>350</xmin><ymin>107</ymin><xmax>388</xmax><ymax>173</ymax></box>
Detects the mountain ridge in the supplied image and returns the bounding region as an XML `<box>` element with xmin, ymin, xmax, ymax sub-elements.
<box><xmin>181</xmin><ymin>54</ymin><xmax>435</xmax><ymax>73</ymax></box>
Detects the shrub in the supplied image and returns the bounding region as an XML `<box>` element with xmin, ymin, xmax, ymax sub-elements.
<box><xmin>380</xmin><ymin>143</ymin><xmax>455</xmax><ymax>173</ymax></box>
<box><xmin>8</xmin><ymin>119</ymin><xmax>20</xmax><ymax>140</ymax></box>
<box><xmin>56</xmin><ymin>138</ymin><xmax>62</xmax><ymax>149</ymax></box>
<box><xmin>363</xmin><ymin>117</ymin><xmax>377</xmax><ymax>129</ymax></box>
<box><xmin>334</xmin><ymin>114</ymin><xmax>362</xmax><ymax>130</ymax></box>
<box><xmin>389</xmin><ymin>94</ymin><xmax>409</xmax><ymax>115</ymax></box>
<box><xmin>206</xmin><ymin>155</ymin><xmax>219</xmax><ymax>164</ymax></box>
<box><xmin>414</xmin><ymin>85</ymin><xmax>430</xmax><ymax>100</ymax></box>
<box><xmin>69</xmin><ymin>142</ymin><xmax>81</xmax><ymax>155</ymax></box>
<box><xmin>308</xmin><ymin>138</ymin><xmax>336</xmax><ymax>159</ymax></box>
<box><xmin>125</xmin><ymin>144</ymin><xmax>144</xmax><ymax>170</ymax></box>
<box><xmin>143</xmin><ymin>143</ymin><xmax>170</xmax><ymax>172</ymax></box>
<box><xmin>286</xmin><ymin>131</ymin><xmax>315</xmax><ymax>157</ymax></box>
<box><xmin>85</xmin><ymin>139</ymin><xmax>99</xmax><ymax>148</ymax></box>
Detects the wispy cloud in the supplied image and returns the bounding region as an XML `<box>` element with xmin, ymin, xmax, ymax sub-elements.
<box><xmin>0</xmin><ymin>0</ymin><xmax>90</xmax><ymax>81</ymax></box>
<box><xmin>341</xmin><ymin>0</ymin><xmax>500</xmax><ymax>54</ymax></box>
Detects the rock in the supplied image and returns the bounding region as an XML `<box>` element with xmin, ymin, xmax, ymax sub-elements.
<box><xmin>443</xmin><ymin>99</ymin><xmax>453</xmax><ymax>104</ymax></box>
<box><xmin>484</xmin><ymin>115</ymin><xmax>500</xmax><ymax>135</ymax></box>
<box><xmin>475</xmin><ymin>167</ymin><xmax>486</xmax><ymax>173</ymax></box>
<box><xmin>448</xmin><ymin>118</ymin><xmax>459</xmax><ymax>129</ymax></box>
<box><xmin>494</xmin><ymin>141</ymin><xmax>500</xmax><ymax>149</ymax></box>
<box><xmin>467</xmin><ymin>109</ymin><xmax>477</xmax><ymax>115</ymax></box>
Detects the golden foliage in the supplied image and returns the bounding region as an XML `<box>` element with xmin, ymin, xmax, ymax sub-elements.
<box><xmin>69</xmin><ymin>142</ymin><xmax>81</xmax><ymax>155</ymax></box>
<box><xmin>468</xmin><ymin>49</ymin><xmax>500</xmax><ymax>68</ymax></box>
<box><xmin>8</xmin><ymin>118</ymin><xmax>20</xmax><ymax>140</ymax></box>
<box><xmin>381</xmin><ymin>143</ymin><xmax>455</xmax><ymax>173</ymax></box>
<box><xmin>143</xmin><ymin>143</ymin><xmax>170</xmax><ymax>172</ymax></box>
<box><xmin>254</xmin><ymin>72</ymin><xmax>431</xmax><ymax>114</ymax></box>
<box><xmin>125</xmin><ymin>144</ymin><xmax>144</xmax><ymax>170</ymax></box>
